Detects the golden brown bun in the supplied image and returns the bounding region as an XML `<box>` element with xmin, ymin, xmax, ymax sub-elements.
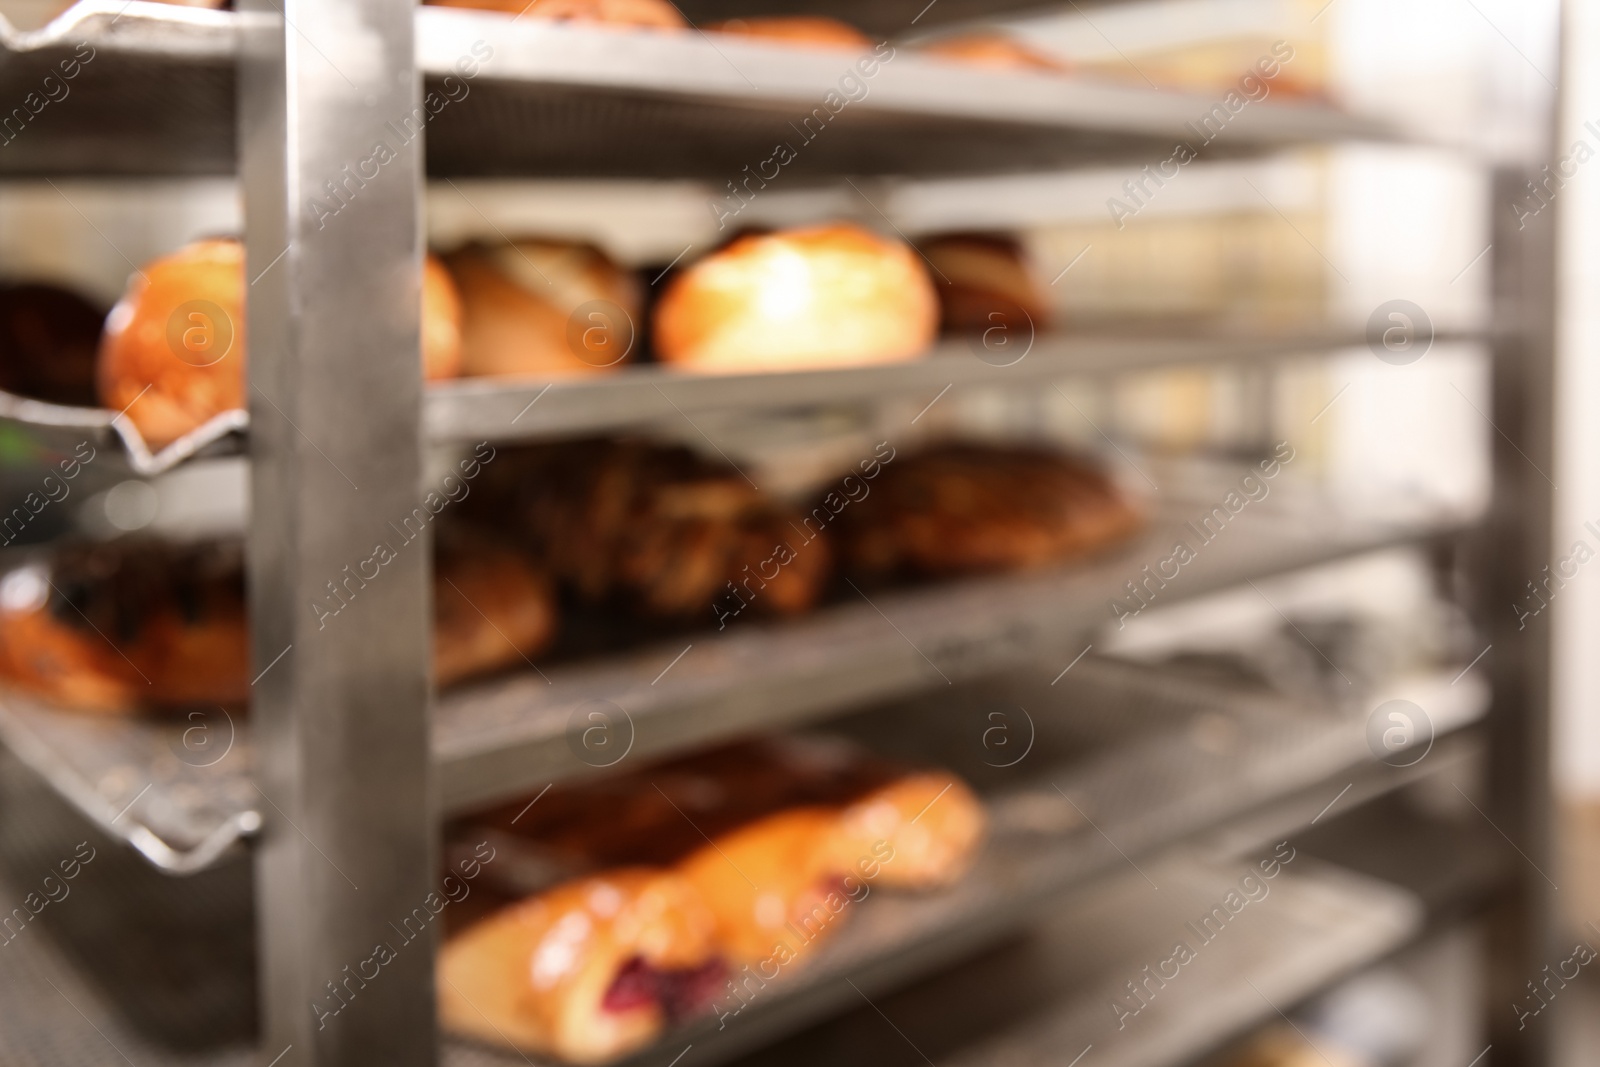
<box><xmin>654</xmin><ymin>224</ymin><xmax>938</xmax><ymax>373</ymax></box>
<box><xmin>709</xmin><ymin>17</ymin><xmax>872</xmax><ymax>50</ymax></box>
<box><xmin>473</xmin><ymin>439</ymin><xmax>832</xmax><ymax>624</ymax></box>
<box><xmin>828</xmin><ymin>443</ymin><xmax>1142</xmax><ymax>580</ymax></box>
<box><xmin>426</xmin><ymin>0</ymin><xmax>686</xmax><ymax>28</ymax></box>
<box><xmin>444</xmin><ymin>241</ymin><xmax>640</xmax><ymax>379</ymax></box>
<box><xmin>917</xmin><ymin>32</ymin><xmax>1067</xmax><ymax>73</ymax></box>
<box><xmin>823</xmin><ymin>772</ymin><xmax>985</xmax><ymax>889</ymax></box>
<box><xmin>919</xmin><ymin>233</ymin><xmax>1052</xmax><ymax>335</ymax></box>
<box><xmin>0</xmin><ymin>283</ymin><xmax>106</xmax><ymax>407</ymax></box>
<box><xmin>678</xmin><ymin>807</ymin><xmax>847</xmax><ymax>966</ymax></box>
<box><xmin>439</xmin><ymin>869</ymin><xmax>723</xmax><ymax>1064</ymax></box>
<box><xmin>96</xmin><ymin>239</ymin><xmax>463</xmax><ymax>449</ymax></box>
<box><xmin>0</xmin><ymin>536</ymin><xmax>555</xmax><ymax>714</ymax></box>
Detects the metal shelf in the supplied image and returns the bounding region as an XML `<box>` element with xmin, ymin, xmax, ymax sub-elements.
<box><xmin>703</xmin><ymin>858</ymin><xmax>1424</xmax><ymax>1067</ymax></box>
<box><xmin>0</xmin><ymin>2</ymin><xmax>1392</xmax><ymax>178</ymax></box>
<box><xmin>0</xmin><ymin>330</ymin><xmax>1384</xmax><ymax>478</ymax></box>
<box><xmin>0</xmin><ymin>662</ymin><xmax>1447</xmax><ymax>1066</ymax></box>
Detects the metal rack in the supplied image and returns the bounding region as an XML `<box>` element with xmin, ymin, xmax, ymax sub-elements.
<box><xmin>0</xmin><ymin>1</ymin><xmax>1562</xmax><ymax>1066</ymax></box>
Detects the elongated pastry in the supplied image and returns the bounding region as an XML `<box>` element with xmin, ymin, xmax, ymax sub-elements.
<box><xmin>677</xmin><ymin>808</ymin><xmax>851</xmax><ymax>966</ymax></box>
<box><xmin>0</xmin><ymin>282</ymin><xmax>105</xmax><ymax>407</ymax></box>
<box><xmin>425</xmin><ymin>0</ymin><xmax>686</xmax><ymax>28</ymax></box>
<box><xmin>709</xmin><ymin>17</ymin><xmax>871</xmax><ymax>50</ymax></box>
<box><xmin>475</xmin><ymin>440</ymin><xmax>831</xmax><ymax>625</ymax></box>
<box><xmin>654</xmin><ymin>224</ymin><xmax>938</xmax><ymax>373</ymax></box>
<box><xmin>0</xmin><ymin>535</ymin><xmax>554</xmax><ymax>713</ymax></box>
<box><xmin>96</xmin><ymin>238</ymin><xmax>462</xmax><ymax>449</ymax></box>
<box><xmin>822</xmin><ymin>772</ymin><xmax>985</xmax><ymax>889</ymax></box>
<box><xmin>439</xmin><ymin>869</ymin><xmax>724</xmax><ymax>1064</ymax></box>
<box><xmin>444</xmin><ymin>240</ymin><xmax>640</xmax><ymax>378</ymax></box>
<box><xmin>826</xmin><ymin>442</ymin><xmax>1142</xmax><ymax>580</ymax></box>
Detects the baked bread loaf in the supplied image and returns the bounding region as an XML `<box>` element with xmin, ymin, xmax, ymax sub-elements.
<box><xmin>917</xmin><ymin>32</ymin><xmax>1067</xmax><ymax>73</ymax></box>
<box><xmin>475</xmin><ymin>440</ymin><xmax>831</xmax><ymax>625</ymax></box>
<box><xmin>709</xmin><ymin>17</ymin><xmax>871</xmax><ymax>49</ymax></box>
<box><xmin>425</xmin><ymin>0</ymin><xmax>686</xmax><ymax>28</ymax></box>
<box><xmin>0</xmin><ymin>282</ymin><xmax>105</xmax><ymax>407</ymax></box>
<box><xmin>96</xmin><ymin>238</ymin><xmax>462</xmax><ymax>449</ymax></box>
<box><xmin>826</xmin><ymin>443</ymin><xmax>1142</xmax><ymax>580</ymax></box>
<box><xmin>444</xmin><ymin>240</ymin><xmax>640</xmax><ymax>379</ymax></box>
<box><xmin>0</xmin><ymin>535</ymin><xmax>554</xmax><ymax>713</ymax></box>
<box><xmin>918</xmin><ymin>233</ymin><xmax>1052</xmax><ymax>336</ymax></box>
<box><xmin>653</xmin><ymin>224</ymin><xmax>938</xmax><ymax>373</ymax></box>
<box><xmin>439</xmin><ymin>869</ymin><xmax>723</xmax><ymax>1065</ymax></box>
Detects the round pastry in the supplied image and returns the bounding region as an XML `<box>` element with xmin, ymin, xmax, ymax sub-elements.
<box><xmin>97</xmin><ymin>238</ymin><xmax>463</xmax><ymax>449</ymax></box>
<box><xmin>444</xmin><ymin>240</ymin><xmax>640</xmax><ymax>379</ymax></box>
<box><xmin>434</xmin><ymin>538</ymin><xmax>558</xmax><ymax>687</ymax></box>
<box><xmin>439</xmin><ymin>869</ymin><xmax>724</xmax><ymax>1064</ymax></box>
<box><xmin>0</xmin><ymin>282</ymin><xmax>105</xmax><ymax>407</ymax></box>
<box><xmin>425</xmin><ymin>0</ymin><xmax>686</xmax><ymax>28</ymax></box>
<box><xmin>709</xmin><ymin>17</ymin><xmax>872</xmax><ymax>50</ymax></box>
<box><xmin>823</xmin><ymin>772</ymin><xmax>985</xmax><ymax>889</ymax></box>
<box><xmin>653</xmin><ymin>224</ymin><xmax>938</xmax><ymax>373</ymax></box>
<box><xmin>918</xmin><ymin>233</ymin><xmax>1052</xmax><ymax>336</ymax></box>
<box><xmin>478</xmin><ymin>439</ymin><xmax>832</xmax><ymax>625</ymax></box>
<box><xmin>677</xmin><ymin>807</ymin><xmax>848</xmax><ymax>966</ymax></box>
<box><xmin>827</xmin><ymin>443</ymin><xmax>1142</xmax><ymax>580</ymax></box>
<box><xmin>916</xmin><ymin>32</ymin><xmax>1067</xmax><ymax>73</ymax></box>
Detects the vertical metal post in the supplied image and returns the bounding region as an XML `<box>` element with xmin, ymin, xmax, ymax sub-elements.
<box><xmin>1479</xmin><ymin>171</ymin><xmax>1560</xmax><ymax>1067</ymax></box>
<box><xmin>239</xmin><ymin>2</ymin><xmax>435</xmax><ymax>1065</ymax></box>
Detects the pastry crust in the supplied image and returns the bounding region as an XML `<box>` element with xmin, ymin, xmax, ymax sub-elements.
<box><xmin>918</xmin><ymin>233</ymin><xmax>1052</xmax><ymax>336</ymax></box>
<box><xmin>827</xmin><ymin>443</ymin><xmax>1142</xmax><ymax>580</ymax></box>
<box><xmin>444</xmin><ymin>241</ymin><xmax>640</xmax><ymax>379</ymax></box>
<box><xmin>439</xmin><ymin>869</ymin><xmax>722</xmax><ymax>1064</ymax></box>
<box><xmin>0</xmin><ymin>283</ymin><xmax>105</xmax><ymax>407</ymax></box>
<box><xmin>708</xmin><ymin>16</ymin><xmax>871</xmax><ymax>50</ymax></box>
<box><xmin>654</xmin><ymin>224</ymin><xmax>938</xmax><ymax>373</ymax></box>
<box><xmin>96</xmin><ymin>239</ymin><xmax>463</xmax><ymax>449</ymax></box>
<box><xmin>426</xmin><ymin>0</ymin><xmax>686</xmax><ymax>29</ymax></box>
<box><xmin>822</xmin><ymin>772</ymin><xmax>986</xmax><ymax>889</ymax></box>
<box><xmin>0</xmin><ymin>536</ymin><xmax>554</xmax><ymax>713</ymax></box>
<box><xmin>917</xmin><ymin>32</ymin><xmax>1067</xmax><ymax>73</ymax></box>
<box><xmin>476</xmin><ymin>440</ymin><xmax>831</xmax><ymax>624</ymax></box>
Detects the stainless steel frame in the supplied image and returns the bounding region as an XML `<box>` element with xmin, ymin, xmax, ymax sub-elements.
<box><xmin>0</xmin><ymin>1</ymin><xmax>1564</xmax><ymax>1065</ymax></box>
<box><xmin>240</xmin><ymin>2</ymin><xmax>435</xmax><ymax>1064</ymax></box>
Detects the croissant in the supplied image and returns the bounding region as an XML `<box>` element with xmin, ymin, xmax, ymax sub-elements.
<box><xmin>439</xmin><ymin>869</ymin><xmax>724</xmax><ymax>1064</ymax></box>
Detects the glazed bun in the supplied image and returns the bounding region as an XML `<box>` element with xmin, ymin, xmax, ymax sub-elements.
<box><xmin>97</xmin><ymin>238</ymin><xmax>463</xmax><ymax>449</ymax></box>
<box><xmin>444</xmin><ymin>240</ymin><xmax>640</xmax><ymax>379</ymax></box>
<box><xmin>439</xmin><ymin>869</ymin><xmax>723</xmax><ymax>1064</ymax></box>
<box><xmin>0</xmin><ymin>282</ymin><xmax>105</xmax><ymax>407</ymax></box>
<box><xmin>709</xmin><ymin>16</ymin><xmax>872</xmax><ymax>49</ymax></box>
<box><xmin>655</xmin><ymin>224</ymin><xmax>937</xmax><ymax>373</ymax></box>
<box><xmin>919</xmin><ymin>233</ymin><xmax>1052</xmax><ymax>335</ymax></box>
<box><xmin>917</xmin><ymin>32</ymin><xmax>1067</xmax><ymax>73</ymax></box>
<box><xmin>823</xmin><ymin>772</ymin><xmax>986</xmax><ymax>889</ymax></box>
<box><xmin>426</xmin><ymin>0</ymin><xmax>686</xmax><ymax>28</ymax></box>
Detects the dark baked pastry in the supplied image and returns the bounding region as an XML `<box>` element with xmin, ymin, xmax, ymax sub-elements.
<box><xmin>0</xmin><ymin>283</ymin><xmax>105</xmax><ymax>406</ymax></box>
<box><xmin>918</xmin><ymin>233</ymin><xmax>1052</xmax><ymax>336</ymax></box>
<box><xmin>826</xmin><ymin>442</ymin><xmax>1142</xmax><ymax>580</ymax></box>
<box><xmin>475</xmin><ymin>440</ymin><xmax>832</xmax><ymax>626</ymax></box>
<box><xmin>0</xmin><ymin>534</ymin><xmax>555</xmax><ymax>713</ymax></box>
